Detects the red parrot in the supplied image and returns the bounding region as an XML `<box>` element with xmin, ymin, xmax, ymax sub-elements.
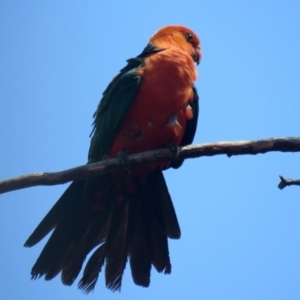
<box><xmin>24</xmin><ymin>25</ymin><xmax>201</xmax><ymax>292</ymax></box>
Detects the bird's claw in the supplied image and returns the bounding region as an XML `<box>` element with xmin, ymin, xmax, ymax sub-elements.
<box><xmin>117</xmin><ymin>150</ymin><xmax>131</xmax><ymax>174</ymax></box>
<box><xmin>168</xmin><ymin>143</ymin><xmax>184</xmax><ymax>169</ymax></box>
<box><xmin>167</xmin><ymin>143</ymin><xmax>180</xmax><ymax>160</ymax></box>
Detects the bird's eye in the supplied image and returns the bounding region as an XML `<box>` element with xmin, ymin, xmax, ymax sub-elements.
<box><xmin>186</xmin><ymin>33</ymin><xmax>194</xmax><ymax>42</ymax></box>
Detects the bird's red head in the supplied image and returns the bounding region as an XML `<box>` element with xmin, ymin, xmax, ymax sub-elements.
<box><xmin>149</xmin><ymin>25</ymin><xmax>202</xmax><ymax>64</ymax></box>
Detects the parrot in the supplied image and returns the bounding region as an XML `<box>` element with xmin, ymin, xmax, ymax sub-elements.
<box><xmin>24</xmin><ymin>25</ymin><xmax>201</xmax><ymax>293</ymax></box>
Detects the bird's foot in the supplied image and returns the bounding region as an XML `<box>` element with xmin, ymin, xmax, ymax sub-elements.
<box><xmin>167</xmin><ymin>143</ymin><xmax>184</xmax><ymax>169</ymax></box>
<box><xmin>167</xmin><ymin>143</ymin><xmax>180</xmax><ymax>160</ymax></box>
<box><xmin>117</xmin><ymin>150</ymin><xmax>131</xmax><ymax>174</ymax></box>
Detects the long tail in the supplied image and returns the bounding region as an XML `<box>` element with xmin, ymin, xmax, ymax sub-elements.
<box><xmin>24</xmin><ymin>169</ymin><xmax>180</xmax><ymax>292</ymax></box>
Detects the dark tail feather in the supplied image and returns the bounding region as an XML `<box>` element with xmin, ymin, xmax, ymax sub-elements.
<box><xmin>26</xmin><ymin>170</ymin><xmax>180</xmax><ymax>292</ymax></box>
<box><xmin>61</xmin><ymin>197</ymin><xmax>115</xmax><ymax>286</ymax></box>
<box><xmin>141</xmin><ymin>196</ymin><xmax>171</xmax><ymax>274</ymax></box>
<box><xmin>30</xmin><ymin>202</ymin><xmax>89</xmax><ymax>281</ymax></box>
<box><xmin>24</xmin><ymin>180</ymin><xmax>85</xmax><ymax>247</ymax></box>
<box><xmin>105</xmin><ymin>199</ymin><xmax>129</xmax><ymax>291</ymax></box>
<box><xmin>138</xmin><ymin>172</ymin><xmax>172</xmax><ymax>274</ymax></box>
<box><xmin>146</xmin><ymin>171</ymin><xmax>181</xmax><ymax>239</ymax></box>
<box><xmin>27</xmin><ymin>181</ymin><xmax>86</xmax><ymax>280</ymax></box>
<box><xmin>27</xmin><ymin>179</ymin><xmax>114</xmax><ymax>283</ymax></box>
<box><xmin>78</xmin><ymin>244</ymin><xmax>106</xmax><ymax>293</ymax></box>
<box><xmin>128</xmin><ymin>191</ymin><xmax>151</xmax><ymax>287</ymax></box>
<box><xmin>78</xmin><ymin>191</ymin><xmax>130</xmax><ymax>292</ymax></box>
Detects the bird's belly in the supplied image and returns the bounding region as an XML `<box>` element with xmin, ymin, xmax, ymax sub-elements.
<box><xmin>108</xmin><ymin>90</ymin><xmax>193</xmax><ymax>158</ymax></box>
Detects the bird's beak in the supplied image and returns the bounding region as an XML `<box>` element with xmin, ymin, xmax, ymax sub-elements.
<box><xmin>196</xmin><ymin>46</ymin><xmax>202</xmax><ymax>65</ymax></box>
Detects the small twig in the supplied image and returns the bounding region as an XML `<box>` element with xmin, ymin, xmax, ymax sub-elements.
<box><xmin>0</xmin><ymin>136</ymin><xmax>300</xmax><ymax>195</ymax></box>
<box><xmin>278</xmin><ymin>175</ymin><xmax>300</xmax><ymax>190</ymax></box>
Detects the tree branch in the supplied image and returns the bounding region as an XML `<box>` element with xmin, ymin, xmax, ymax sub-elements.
<box><xmin>278</xmin><ymin>175</ymin><xmax>300</xmax><ymax>190</ymax></box>
<box><xmin>1</xmin><ymin>136</ymin><xmax>299</xmax><ymax>195</ymax></box>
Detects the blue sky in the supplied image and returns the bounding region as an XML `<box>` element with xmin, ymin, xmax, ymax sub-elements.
<box><xmin>1</xmin><ymin>1</ymin><xmax>300</xmax><ymax>299</ymax></box>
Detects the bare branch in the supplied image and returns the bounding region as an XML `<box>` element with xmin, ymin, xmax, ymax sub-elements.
<box><xmin>1</xmin><ymin>136</ymin><xmax>300</xmax><ymax>195</ymax></box>
<box><xmin>278</xmin><ymin>175</ymin><xmax>300</xmax><ymax>190</ymax></box>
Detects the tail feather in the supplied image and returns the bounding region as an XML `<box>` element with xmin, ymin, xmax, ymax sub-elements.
<box><xmin>146</xmin><ymin>171</ymin><xmax>181</xmax><ymax>239</ymax></box>
<box><xmin>105</xmin><ymin>199</ymin><xmax>129</xmax><ymax>291</ymax></box>
<box><xmin>128</xmin><ymin>192</ymin><xmax>151</xmax><ymax>287</ymax></box>
<box><xmin>24</xmin><ymin>180</ymin><xmax>85</xmax><ymax>247</ymax></box>
<box><xmin>143</xmin><ymin>204</ymin><xmax>171</xmax><ymax>274</ymax></box>
<box><xmin>60</xmin><ymin>216</ymin><xmax>100</xmax><ymax>285</ymax></box>
<box><xmin>29</xmin><ymin>180</ymin><xmax>113</xmax><ymax>283</ymax></box>
<box><xmin>139</xmin><ymin>176</ymin><xmax>171</xmax><ymax>274</ymax></box>
<box><xmin>25</xmin><ymin>170</ymin><xmax>180</xmax><ymax>292</ymax></box>
<box><xmin>78</xmin><ymin>244</ymin><xmax>106</xmax><ymax>293</ymax></box>
<box><xmin>31</xmin><ymin>213</ymin><xmax>80</xmax><ymax>280</ymax></box>
<box><xmin>61</xmin><ymin>200</ymin><xmax>115</xmax><ymax>285</ymax></box>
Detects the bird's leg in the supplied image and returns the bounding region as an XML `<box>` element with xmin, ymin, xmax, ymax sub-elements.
<box><xmin>117</xmin><ymin>150</ymin><xmax>131</xmax><ymax>174</ymax></box>
<box><xmin>167</xmin><ymin>143</ymin><xmax>180</xmax><ymax>161</ymax></box>
<box><xmin>167</xmin><ymin>143</ymin><xmax>185</xmax><ymax>169</ymax></box>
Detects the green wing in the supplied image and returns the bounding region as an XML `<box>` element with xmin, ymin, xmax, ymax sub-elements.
<box><xmin>180</xmin><ymin>86</ymin><xmax>199</xmax><ymax>147</ymax></box>
<box><xmin>88</xmin><ymin>44</ymin><xmax>163</xmax><ymax>164</ymax></box>
<box><xmin>88</xmin><ymin>70</ymin><xmax>141</xmax><ymax>163</ymax></box>
<box><xmin>171</xmin><ymin>86</ymin><xmax>199</xmax><ymax>169</ymax></box>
